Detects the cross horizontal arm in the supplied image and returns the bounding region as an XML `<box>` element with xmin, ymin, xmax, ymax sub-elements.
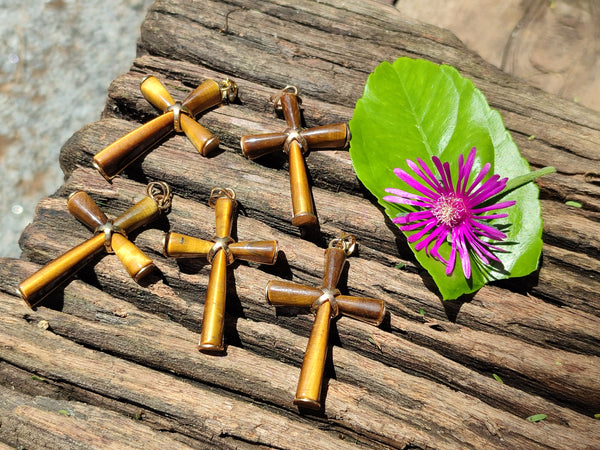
<box><xmin>334</xmin><ymin>295</ymin><xmax>386</xmax><ymax>325</ymax></box>
<box><xmin>240</xmin><ymin>123</ymin><xmax>349</xmax><ymax>160</ymax></box>
<box><xmin>266</xmin><ymin>280</ymin><xmax>385</xmax><ymax>324</ymax></box>
<box><xmin>300</xmin><ymin>123</ymin><xmax>349</xmax><ymax>150</ymax></box>
<box><xmin>164</xmin><ymin>233</ymin><xmax>278</xmax><ymax>266</ymax></box>
<box><xmin>163</xmin><ymin>232</ymin><xmax>213</xmax><ymax>258</ymax></box>
<box><xmin>181</xmin><ymin>78</ymin><xmax>224</xmax><ymax>116</ymax></box>
<box><xmin>110</xmin><ymin>233</ymin><xmax>155</xmax><ymax>281</ymax></box>
<box><xmin>112</xmin><ymin>195</ymin><xmax>163</xmax><ymax>233</ymax></box>
<box><xmin>240</xmin><ymin>132</ymin><xmax>288</xmax><ymax>159</ymax></box>
<box><xmin>178</xmin><ymin>114</ymin><xmax>219</xmax><ymax>156</ymax></box>
<box><xmin>140</xmin><ymin>76</ymin><xmax>176</xmax><ymax>111</ymax></box>
<box><xmin>229</xmin><ymin>241</ymin><xmax>279</xmax><ymax>265</ymax></box>
<box><xmin>67</xmin><ymin>191</ymin><xmax>109</xmax><ymax>230</ymax></box>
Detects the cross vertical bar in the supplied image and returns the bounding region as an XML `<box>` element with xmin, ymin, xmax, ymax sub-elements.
<box><xmin>200</xmin><ymin>192</ymin><xmax>236</xmax><ymax>352</ymax></box>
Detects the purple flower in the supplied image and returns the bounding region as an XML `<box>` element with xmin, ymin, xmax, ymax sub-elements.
<box><xmin>383</xmin><ymin>147</ymin><xmax>515</xmax><ymax>279</ymax></box>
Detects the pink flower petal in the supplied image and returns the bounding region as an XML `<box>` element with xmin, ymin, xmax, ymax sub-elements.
<box><xmin>417</xmin><ymin>158</ymin><xmax>443</xmax><ymax>191</ymax></box>
<box><xmin>459</xmin><ymin>148</ymin><xmax>477</xmax><ymax>193</ymax></box>
<box><xmin>382</xmin><ymin>195</ymin><xmax>432</xmax><ymax>207</ymax></box>
<box><xmin>471</xmin><ymin>220</ymin><xmax>508</xmax><ymax>241</ymax></box>
<box><xmin>470</xmin><ymin>201</ymin><xmax>515</xmax><ymax>214</ymax></box>
<box><xmin>432</xmin><ymin>156</ymin><xmax>452</xmax><ymax>192</ymax></box>
<box><xmin>466</xmin><ymin>162</ymin><xmax>491</xmax><ymax>196</ymax></box>
<box><xmin>446</xmin><ymin>238</ymin><xmax>457</xmax><ymax>275</ymax></box>
<box><xmin>454</xmin><ymin>228</ymin><xmax>471</xmax><ymax>279</ymax></box>
<box><xmin>393</xmin><ymin>168</ymin><xmax>439</xmax><ymax>200</ymax></box>
<box><xmin>393</xmin><ymin>210</ymin><xmax>434</xmax><ymax>224</ymax></box>
<box><xmin>406</xmin><ymin>220</ymin><xmax>438</xmax><ymax>243</ymax></box>
<box><xmin>407</xmin><ymin>159</ymin><xmax>443</xmax><ymax>192</ymax></box>
<box><xmin>442</xmin><ymin>161</ymin><xmax>455</xmax><ymax>193</ymax></box>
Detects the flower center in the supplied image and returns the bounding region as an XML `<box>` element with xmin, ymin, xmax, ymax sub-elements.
<box><xmin>432</xmin><ymin>194</ymin><xmax>469</xmax><ymax>228</ymax></box>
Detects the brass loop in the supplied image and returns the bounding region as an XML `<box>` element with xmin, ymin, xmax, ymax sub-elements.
<box><xmin>329</xmin><ymin>233</ymin><xmax>357</xmax><ymax>256</ymax></box>
<box><xmin>311</xmin><ymin>287</ymin><xmax>340</xmax><ymax>318</ymax></box>
<box><xmin>208</xmin><ymin>236</ymin><xmax>235</xmax><ymax>265</ymax></box>
<box><xmin>219</xmin><ymin>78</ymin><xmax>238</xmax><ymax>103</ymax></box>
<box><xmin>166</xmin><ymin>102</ymin><xmax>191</xmax><ymax>133</ymax></box>
<box><xmin>94</xmin><ymin>221</ymin><xmax>127</xmax><ymax>254</ymax></box>
<box><xmin>208</xmin><ymin>187</ymin><xmax>236</xmax><ymax>209</ymax></box>
<box><xmin>283</xmin><ymin>129</ymin><xmax>309</xmax><ymax>155</ymax></box>
<box><xmin>270</xmin><ymin>85</ymin><xmax>299</xmax><ymax>110</ymax></box>
<box><xmin>146</xmin><ymin>181</ymin><xmax>172</xmax><ymax>212</ymax></box>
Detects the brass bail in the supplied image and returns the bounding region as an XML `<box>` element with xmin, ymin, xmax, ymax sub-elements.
<box><xmin>94</xmin><ymin>221</ymin><xmax>126</xmax><ymax>253</ymax></box>
<box><xmin>146</xmin><ymin>181</ymin><xmax>173</xmax><ymax>212</ymax></box>
<box><xmin>329</xmin><ymin>233</ymin><xmax>357</xmax><ymax>256</ymax></box>
<box><xmin>208</xmin><ymin>187</ymin><xmax>236</xmax><ymax>209</ymax></box>
<box><xmin>166</xmin><ymin>102</ymin><xmax>191</xmax><ymax>133</ymax></box>
<box><xmin>270</xmin><ymin>85</ymin><xmax>299</xmax><ymax>111</ymax></box>
<box><xmin>219</xmin><ymin>78</ymin><xmax>238</xmax><ymax>103</ymax></box>
<box><xmin>311</xmin><ymin>287</ymin><xmax>341</xmax><ymax>318</ymax></box>
<box><xmin>207</xmin><ymin>236</ymin><xmax>235</xmax><ymax>265</ymax></box>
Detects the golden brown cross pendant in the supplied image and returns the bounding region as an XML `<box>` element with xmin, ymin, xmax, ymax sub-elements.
<box><xmin>93</xmin><ymin>76</ymin><xmax>237</xmax><ymax>180</ymax></box>
<box><xmin>18</xmin><ymin>182</ymin><xmax>172</xmax><ymax>308</ymax></box>
<box><xmin>240</xmin><ymin>86</ymin><xmax>349</xmax><ymax>227</ymax></box>
<box><xmin>163</xmin><ymin>188</ymin><xmax>279</xmax><ymax>353</ymax></box>
<box><xmin>265</xmin><ymin>234</ymin><xmax>386</xmax><ymax>410</ymax></box>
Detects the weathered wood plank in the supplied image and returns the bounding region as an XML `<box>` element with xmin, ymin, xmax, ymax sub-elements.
<box><xmin>1</xmin><ymin>271</ymin><xmax>598</xmax><ymax>449</ymax></box>
<box><xmin>0</xmin><ymin>385</ymin><xmax>195</xmax><ymax>449</ymax></box>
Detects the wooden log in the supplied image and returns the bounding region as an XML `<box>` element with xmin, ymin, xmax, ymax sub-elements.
<box><xmin>1</xmin><ymin>267</ymin><xmax>598</xmax><ymax>449</ymax></box>
<box><xmin>3</xmin><ymin>0</ymin><xmax>600</xmax><ymax>447</ymax></box>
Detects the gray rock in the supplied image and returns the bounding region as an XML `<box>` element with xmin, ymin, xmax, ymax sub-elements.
<box><xmin>0</xmin><ymin>0</ymin><xmax>153</xmax><ymax>257</ymax></box>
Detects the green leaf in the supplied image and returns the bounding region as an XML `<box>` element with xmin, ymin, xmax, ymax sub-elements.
<box><xmin>492</xmin><ymin>373</ymin><xmax>504</xmax><ymax>384</ymax></box>
<box><xmin>368</xmin><ymin>336</ymin><xmax>382</xmax><ymax>351</ymax></box>
<box><xmin>349</xmin><ymin>57</ymin><xmax>544</xmax><ymax>300</ymax></box>
<box><xmin>565</xmin><ymin>200</ymin><xmax>582</xmax><ymax>208</ymax></box>
<box><xmin>526</xmin><ymin>414</ymin><xmax>547</xmax><ymax>422</ymax></box>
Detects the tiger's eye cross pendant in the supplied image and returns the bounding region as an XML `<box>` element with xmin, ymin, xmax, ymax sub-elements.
<box><xmin>163</xmin><ymin>187</ymin><xmax>279</xmax><ymax>353</ymax></box>
<box><xmin>18</xmin><ymin>182</ymin><xmax>172</xmax><ymax>308</ymax></box>
<box><xmin>265</xmin><ymin>234</ymin><xmax>386</xmax><ymax>410</ymax></box>
<box><xmin>93</xmin><ymin>76</ymin><xmax>237</xmax><ymax>180</ymax></box>
<box><xmin>240</xmin><ymin>86</ymin><xmax>349</xmax><ymax>227</ymax></box>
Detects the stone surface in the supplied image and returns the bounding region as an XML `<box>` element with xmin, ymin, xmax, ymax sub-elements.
<box><xmin>396</xmin><ymin>0</ymin><xmax>600</xmax><ymax>111</ymax></box>
<box><xmin>0</xmin><ymin>0</ymin><xmax>152</xmax><ymax>257</ymax></box>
